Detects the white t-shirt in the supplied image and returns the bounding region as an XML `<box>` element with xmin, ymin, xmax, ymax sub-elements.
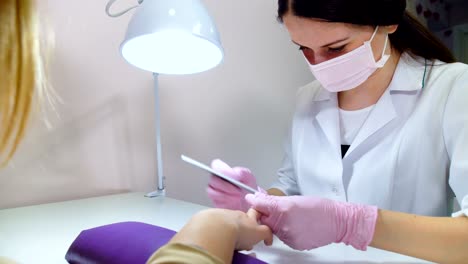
<box><xmin>339</xmin><ymin>105</ymin><xmax>374</xmax><ymax>145</ymax></box>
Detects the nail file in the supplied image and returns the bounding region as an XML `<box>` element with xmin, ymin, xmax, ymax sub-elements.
<box><xmin>181</xmin><ymin>155</ymin><xmax>257</xmax><ymax>194</ymax></box>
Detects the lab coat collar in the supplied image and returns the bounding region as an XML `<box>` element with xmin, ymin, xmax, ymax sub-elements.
<box><xmin>315</xmin><ymin>94</ymin><xmax>342</xmax><ymax>159</ymax></box>
<box><xmin>343</xmin><ymin>53</ymin><xmax>426</xmax><ymax>158</ymax></box>
<box><xmin>388</xmin><ymin>52</ymin><xmax>426</xmax><ymax>92</ymax></box>
<box><xmin>344</xmin><ymin>88</ymin><xmax>397</xmax><ymax>158</ymax></box>
<box><xmin>312</xmin><ymin>52</ymin><xmax>426</xmax><ymax>101</ymax></box>
<box><xmin>314</xmin><ymin>88</ymin><xmax>332</xmax><ymax>101</ymax></box>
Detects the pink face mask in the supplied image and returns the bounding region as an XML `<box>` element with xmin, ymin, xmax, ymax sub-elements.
<box><xmin>305</xmin><ymin>26</ymin><xmax>390</xmax><ymax>93</ymax></box>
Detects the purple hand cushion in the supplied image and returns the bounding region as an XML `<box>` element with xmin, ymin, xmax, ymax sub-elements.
<box><xmin>65</xmin><ymin>222</ymin><xmax>266</xmax><ymax>264</ymax></box>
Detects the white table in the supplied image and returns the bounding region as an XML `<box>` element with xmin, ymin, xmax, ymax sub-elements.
<box><xmin>0</xmin><ymin>192</ymin><xmax>430</xmax><ymax>264</ymax></box>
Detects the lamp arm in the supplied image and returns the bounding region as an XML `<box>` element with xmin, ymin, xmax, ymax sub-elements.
<box><xmin>145</xmin><ymin>73</ymin><xmax>166</xmax><ymax>198</ymax></box>
<box><xmin>105</xmin><ymin>0</ymin><xmax>144</xmax><ymax>18</ymax></box>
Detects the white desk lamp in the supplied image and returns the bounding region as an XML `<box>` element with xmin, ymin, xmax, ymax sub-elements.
<box><xmin>106</xmin><ymin>0</ymin><xmax>224</xmax><ymax>197</ymax></box>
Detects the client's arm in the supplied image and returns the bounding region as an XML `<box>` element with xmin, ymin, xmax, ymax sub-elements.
<box><xmin>147</xmin><ymin>208</ymin><xmax>273</xmax><ymax>264</ymax></box>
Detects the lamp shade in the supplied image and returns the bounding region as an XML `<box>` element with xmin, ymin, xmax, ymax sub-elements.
<box><xmin>121</xmin><ymin>0</ymin><xmax>224</xmax><ymax>74</ymax></box>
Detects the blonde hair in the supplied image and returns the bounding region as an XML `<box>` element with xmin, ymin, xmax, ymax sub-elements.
<box><xmin>0</xmin><ymin>0</ymin><xmax>45</xmax><ymax>166</ymax></box>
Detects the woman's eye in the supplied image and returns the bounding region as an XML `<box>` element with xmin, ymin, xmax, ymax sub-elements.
<box><xmin>328</xmin><ymin>45</ymin><xmax>345</xmax><ymax>53</ymax></box>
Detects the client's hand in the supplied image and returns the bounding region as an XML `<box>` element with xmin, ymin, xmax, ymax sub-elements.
<box><xmin>167</xmin><ymin>208</ymin><xmax>272</xmax><ymax>263</ymax></box>
<box><xmin>233</xmin><ymin>208</ymin><xmax>274</xmax><ymax>251</ymax></box>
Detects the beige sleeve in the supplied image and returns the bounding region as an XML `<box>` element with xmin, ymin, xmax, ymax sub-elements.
<box><xmin>0</xmin><ymin>257</ymin><xmax>17</xmax><ymax>264</ymax></box>
<box><xmin>146</xmin><ymin>243</ymin><xmax>225</xmax><ymax>264</ymax></box>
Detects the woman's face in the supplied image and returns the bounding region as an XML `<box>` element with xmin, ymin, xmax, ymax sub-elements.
<box><xmin>282</xmin><ymin>13</ymin><xmax>392</xmax><ymax>65</ymax></box>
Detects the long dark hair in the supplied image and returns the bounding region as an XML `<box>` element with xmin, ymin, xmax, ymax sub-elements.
<box><xmin>277</xmin><ymin>0</ymin><xmax>456</xmax><ymax>63</ymax></box>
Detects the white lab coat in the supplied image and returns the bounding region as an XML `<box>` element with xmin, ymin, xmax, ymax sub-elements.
<box><xmin>271</xmin><ymin>53</ymin><xmax>468</xmax><ymax>217</ymax></box>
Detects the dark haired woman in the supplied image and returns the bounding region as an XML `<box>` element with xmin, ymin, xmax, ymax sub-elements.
<box><xmin>208</xmin><ymin>1</ymin><xmax>468</xmax><ymax>263</ymax></box>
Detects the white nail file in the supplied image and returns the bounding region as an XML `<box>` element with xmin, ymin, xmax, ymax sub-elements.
<box><xmin>181</xmin><ymin>155</ymin><xmax>257</xmax><ymax>194</ymax></box>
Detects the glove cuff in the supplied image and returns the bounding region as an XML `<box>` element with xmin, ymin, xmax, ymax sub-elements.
<box><xmin>341</xmin><ymin>204</ymin><xmax>378</xmax><ymax>251</ymax></box>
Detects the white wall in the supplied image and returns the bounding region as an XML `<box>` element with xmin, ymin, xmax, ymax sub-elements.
<box><xmin>0</xmin><ymin>0</ymin><xmax>312</xmax><ymax>209</ymax></box>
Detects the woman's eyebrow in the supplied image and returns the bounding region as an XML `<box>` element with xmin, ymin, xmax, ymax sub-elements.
<box><xmin>291</xmin><ymin>37</ymin><xmax>349</xmax><ymax>48</ymax></box>
<box><xmin>320</xmin><ymin>37</ymin><xmax>349</xmax><ymax>48</ymax></box>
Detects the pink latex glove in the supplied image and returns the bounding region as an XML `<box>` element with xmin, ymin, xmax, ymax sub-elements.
<box><xmin>245</xmin><ymin>192</ymin><xmax>378</xmax><ymax>251</ymax></box>
<box><xmin>206</xmin><ymin>159</ymin><xmax>259</xmax><ymax>212</ymax></box>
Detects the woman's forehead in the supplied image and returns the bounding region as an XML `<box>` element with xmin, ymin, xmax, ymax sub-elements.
<box><xmin>283</xmin><ymin>15</ymin><xmax>369</xmax><ymax>47</ymax></box>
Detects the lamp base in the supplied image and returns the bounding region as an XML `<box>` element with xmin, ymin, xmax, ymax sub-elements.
<box><xmin>145</xmin><ymin>189</ymin><xmax>166</xmax><ymax>198</ymax></box>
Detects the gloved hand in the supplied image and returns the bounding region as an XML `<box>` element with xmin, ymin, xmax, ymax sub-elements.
<box><xmin>245</xmin><ymin>192</ymin><xmax>378</xmax><ymax>251</ymax></box>
<box><xmin>206</xmin><ymin>159</ymin><xmax>258</xmax><ymax>212</ymax></box>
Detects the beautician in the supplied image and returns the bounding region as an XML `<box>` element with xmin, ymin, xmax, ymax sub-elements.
<box><xmin>208</xmin><ymin>1</ymin><xmax>468</xmax><ymax>263</ymax></box>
